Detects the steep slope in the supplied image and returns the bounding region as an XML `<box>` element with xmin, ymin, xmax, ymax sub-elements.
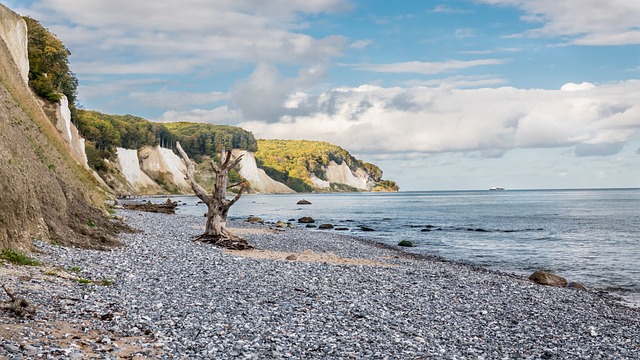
<box><xmin>0</xmin><ymin>5</ymin><xmax>121</xmax><ymax>250</ymax></box>
<box><xmin>231</xmin><ymin>150</ymin><xmax>294</xmax><ymax>194</ymax></box>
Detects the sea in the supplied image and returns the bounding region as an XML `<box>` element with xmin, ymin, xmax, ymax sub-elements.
<box><xmin>138</xmin><ymin>188</ymin><xmax>640</xmax><ymax>307</ymax></box>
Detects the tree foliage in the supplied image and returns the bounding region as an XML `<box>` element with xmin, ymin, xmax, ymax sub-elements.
<box><xmin>23</xmin><ymin>16</ymin><xmax>78</xmax><ymax>104</ymax></box>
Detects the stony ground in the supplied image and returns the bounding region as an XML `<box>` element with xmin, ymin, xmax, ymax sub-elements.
<box><xmin>1</xmin><ymin>210</ymin><xmax>639</xmax><ymax>359</ymax></box>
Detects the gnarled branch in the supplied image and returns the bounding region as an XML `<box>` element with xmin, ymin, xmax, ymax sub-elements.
<box><xmin>176</xmin><ymin>142</ymin><xmax>211</xmax><ymax>204</ymax></box>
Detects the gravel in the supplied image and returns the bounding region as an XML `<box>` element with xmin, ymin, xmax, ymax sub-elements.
<box><xmin>2</xmin><ymin>210</ymin><xmax>639</xmax><ymax>359</ymax></box>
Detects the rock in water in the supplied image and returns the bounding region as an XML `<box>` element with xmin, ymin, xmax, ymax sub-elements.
<box><xmin>297</xmin><ymin>199</ymin><xmax>312</xmax><ymax>205</ymax></box>
<box><xmin>398</xmin><ymin>240</ymin><xmax>415</xmax><ymax>247</ymax></box>
<box><xmin>528</xmin><ymin>271</ymin><xmax>568</xmax><ymax>287</ymax></box>
<box><xmin>298</xmin><ymin>217</ymin><xmax>315</xmax><ymax>223</ymax></box>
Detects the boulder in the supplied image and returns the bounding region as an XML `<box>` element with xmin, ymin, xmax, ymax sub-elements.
<box><xmin>247</xmin><ymin>216</ymin><xmax>264</xmax><ymax>224</ymax></box>
<box><xmin>297</xmin><ymin>199</ymin><xmax>312</xmax><ymax>205</ymax></box>
<box><xmin>298</xmin><ymin>217</ymin><xmax>315</xmax><ymax>223</ymax></box>
<box><xmin>275</xmin><ymin>221</ymin><xmax>287</xmax><ymax>228</ymax></box>
<box><xmin>305</xmin><ymin>224</ymin><xmax>317</xmax><ymax>228</ymax></box>
<box><xmin>335</xmin><ymin>227</ymin><xmax>349</xmax><ymax>231</ymax></box>
<box><xmin>359</xmin><ymin>226</ymin><xmax>375</xmax><ymax>232</ymax></box>
<box><xmin>285</xmin><ymin>254</ymin><xmax>297</xmax><ymax>261</ymax></box>
<box><xmin>398</xmin><ymin>240</ymin><xmax>415</xmax><ymax>247</ymax></box>
<box><xmin>528</xmin><ymin>271</ymin><xmax>568</xmax><ymax>287</ymax></box>
<box><xmin>318</xmin><ymin>224</ymin><xmax>334</xmax><ymax>229</ymax></box>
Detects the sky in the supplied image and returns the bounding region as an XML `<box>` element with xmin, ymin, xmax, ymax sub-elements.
<box><xmin>7</xmin><ymin>0</ymin><xmax>640</xmax><ymax>191</ymax></box>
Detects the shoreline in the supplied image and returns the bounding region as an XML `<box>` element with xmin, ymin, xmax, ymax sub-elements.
<box><xmin>1</xmin><ymin>210</ymin><xmax>639</xmax><ymax>358</ymax></box>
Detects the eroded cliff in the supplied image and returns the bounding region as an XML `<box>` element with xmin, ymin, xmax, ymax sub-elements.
<box><xmin>0</xmin><ymin>4</ymin><xmax>121</xmax><ymax>250</ymax></box>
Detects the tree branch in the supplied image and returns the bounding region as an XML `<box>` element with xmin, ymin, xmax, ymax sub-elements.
<box><xmin>176</xmin><ymin>142</ymin><xmax>211</xmax><ymax>204</ymax></box>
<box><xmin>2</xmin><ymin>284</ymin><xmax>30</xmax><ymax>317</ymax></box>
<box><xmin>228</xmin><ymin>186</ymin><xmax>245</xmax><ymax>207</ymax></box>
<box><xmin>220</xmin><ymin>148</ymin><xmax>233</xmax><ymax>169</ymax></box>
<box><xmin>227</xmin><ymin>180</ymin><xmax>246</xmax><ymax>189</ymax></box>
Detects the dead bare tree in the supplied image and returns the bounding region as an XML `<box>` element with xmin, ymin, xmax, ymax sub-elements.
<box><xmin>176</xmin><ymin>142</ymin><xmax>253</xmax><ymax>250</ymax></box>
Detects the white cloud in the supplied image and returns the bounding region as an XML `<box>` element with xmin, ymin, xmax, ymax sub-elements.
<box><xmin>156</xmin><ymin>106</ymin><xmax>243</xmax><ymax>124</ymax></box>
<box><xmin>22</xmin><ymin>0</ymin><xmax>351</xmax><ymax>76</ymax></box>
<box><xmin>477</xmin><ymin>0</ymin><xmax>640</xmax><ymax>45</ymax></box>
<box><xmin>128</xmin><ymin>91</ymin><xmax>228</xmax><ymax>110</ymax></box>
<box><xmin>240</xmin><ymin>80</ymin><xmax>640</xmax><ymax>158</ymax></box>
<box><xmin>350</xmin><ymin>59</ymin><xmax>506</xmax><ymax>75</ymax></box>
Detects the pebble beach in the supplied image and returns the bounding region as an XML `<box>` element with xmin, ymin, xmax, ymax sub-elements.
<box><xmin>1</xmin><ymin>210</ymin><xmax>639</xmax><ymax>359</ymax></box>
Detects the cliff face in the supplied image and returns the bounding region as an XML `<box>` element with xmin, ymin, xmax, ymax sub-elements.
<box><xmin>232</xmin><ymin>150</ymin><xmax>294</xmax><ymax>194</ymax></box>
<box><xmin>0</xmin><ymin>4</ymin><xmax>28</xmax><ymax>83</ymax></box>
<box><xmin>310</xmin><ymin>161</ymin><xmax>373</xmax><ymax>191</ymax></box>
<box><xmin>54</xmin><ymin>95</ymin><xmax>89</xmax><ymax>168</ymax></box>
<box><xmin>139</xmin><ymin>145</ymin><xmax>191</xmax><ymax>193</ymax></box>
<box><xmin>0</xmin><ymin>4</ymin><xmax>121</xmax><ymax>250</ymax></box>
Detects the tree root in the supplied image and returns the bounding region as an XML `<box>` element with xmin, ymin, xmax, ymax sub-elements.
<box><xmin>1</xmin><ymin>284</ymin><xmax>31</xmax><ymax>317</ymax></box>
<box><xmin>194</xmin><ymin>234</ymin><xmax>254</xmax><ymax>250</ymax></box>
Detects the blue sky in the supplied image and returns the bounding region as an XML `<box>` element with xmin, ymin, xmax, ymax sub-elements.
<box><xmin>8</xmin><ymin>0</ymin><xmax>640</xmax><ymax>190</ymax></box>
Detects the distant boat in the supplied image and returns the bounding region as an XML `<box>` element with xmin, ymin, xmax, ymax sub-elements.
<box><xmin>489</xmin><ymin>187</ymin><xmax>506</xmax><ymax>191</ymax></box>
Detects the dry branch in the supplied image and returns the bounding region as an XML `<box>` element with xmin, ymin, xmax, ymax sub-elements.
<box><xmin>1</xmin><ymin>284</ymin><xmax>31</xmax><ymax>317</ymax></box>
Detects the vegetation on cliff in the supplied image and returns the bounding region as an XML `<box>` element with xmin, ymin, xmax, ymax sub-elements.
<box><xmin>75</xmin><ymin>111</ymin><xmax>257</xmax><ymax>173</ymax></box>
<box><xmin>255</xmin><ymin>139</ymin><xmax>396</xmax><ymax>192</ymax></box>
<box><xmin>23</xmin><ymin>16</ymin><xmax>78</xmax><ymax>105</ymax></box>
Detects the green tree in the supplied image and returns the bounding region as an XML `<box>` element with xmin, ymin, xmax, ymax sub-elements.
<box><xmin>23</xmin><ymin>16</ymin><xmax>78</xmax><ymax>105</ymax></box>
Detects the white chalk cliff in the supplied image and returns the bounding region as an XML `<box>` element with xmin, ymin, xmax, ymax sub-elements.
<box><xmin>139</xmin><ymin>145</ymin><xmax>191</xmax><ymax>192</ymax></box>
<box><xmin>311</xmin><ymin>161</ymin><xmax>371</xmax><ymax>191</ymax></box>
<box><xmin>115</xmin><ymin>148</ymin><xmax>161</xmax><ymax>193</ymax></box>
<box><xmin>232</xmin><ymin>150</ymin><xmax>294</xmax><ymax>194</ymax></box>
<box><xmin>55</xmin><ymin>95</ymin><xmax>89</xmax><ymax>168</ymax></box>
<box><xmin>0</xmin><ymin>4</ymin><xmax>29</xmax><ymax>84</ymax></box>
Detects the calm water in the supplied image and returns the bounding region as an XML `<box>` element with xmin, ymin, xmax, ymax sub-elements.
<box><xmin>148</xmin><ymin>188</ymin><xmax>640</xmax><ymax>306</ymax></box>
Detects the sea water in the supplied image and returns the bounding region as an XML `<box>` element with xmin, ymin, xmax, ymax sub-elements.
<box><xmin>141</xmin><ymin>188</ymin><xmax>640</xmax><ymax>306</ymax></box>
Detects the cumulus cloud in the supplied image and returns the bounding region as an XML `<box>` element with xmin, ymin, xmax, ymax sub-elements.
<box><xmin>240</xmin><ymin>80</ymin><xmax>640</xmax><ymax>158</ymax></box>
<box><xmin>20</xmin><ymin>0</ymin><xmax>351</xmax><ymax>75</ymax></box>
<box><xmin>478</xmin><ymin>0</ymin><xmax>640</xmax><ymax>45</ymax></box>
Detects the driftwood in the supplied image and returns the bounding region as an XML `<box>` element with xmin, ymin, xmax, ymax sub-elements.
<box><xmin>123</xmin><ymin>198</ymin><xmax>178</xmax><ymax>214</ymax></box>
<box><xmin>1</xmin><ymin>284</ymin><xmax>31</xmax><ymax>317</ymax></box>
<box><xmin>176</xmin><ymin>142</ymin><xmax>253</xmax><ymax>250</ymax></box>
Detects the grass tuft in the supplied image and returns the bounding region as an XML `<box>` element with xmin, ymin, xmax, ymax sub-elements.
<box><xmin>1</xmin><ymin>249</ymin><xmax>41</xmax><ymax>266</ymax></box>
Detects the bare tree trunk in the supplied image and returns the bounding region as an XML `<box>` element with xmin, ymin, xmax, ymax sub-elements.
<box><xmin>176</xmin><ymin>142</ymin><xmax>252</xmax><ymax>250</ymax></box>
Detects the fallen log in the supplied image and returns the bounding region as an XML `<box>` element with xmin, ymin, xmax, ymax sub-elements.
<box><xmin>123</xmin><ymin>198</ymin><xmax>178</xmax><ymax>214</ymax></box>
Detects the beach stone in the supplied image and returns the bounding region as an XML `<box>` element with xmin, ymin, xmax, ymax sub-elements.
<box><xmin>298</xmin><ymin>217</ymin><xmax>315</xmax><ymax>223</ymax></box>
<box><xmin>247</xmin><ymin>216</ymin><xmax>263</xmax><ymax>224</ymax></box>
<box><xmin>398</xmin><ymin>240</ymin><xmax>415</xmax><ymax>247</ymax></box>
<box><xmin>3</xmin><ymin>344</ymin><xmax>20</xmax><ymax>353</ymax></box>
<box><xmin>297</xmin><ymin>199</ymin><xmax>312</xmax><ymax>205</ymax></box>
<box><xmin>528</xmin><ymin>271</ymin><xmax>568</xmax><ymax>287</ymax></box>
<box><xmin>275</xmin><ymin>221</ymin><xmax>287</xmax><ymax>228</ymax></box>
<box><xmin>359</xmin><ymin>226</ymin><xmax>375</xmax><ymax>232</ymax></box>
<box><xmin>285</xmin><ymin>254</ymin><xmax>297</xmax><ymax>261</ymax></box>
<box><xmin>335</xmin><ymin>227</ymin><xmax>349</xmax><ymax>231</ymax></box>
<box><xmin>318</xmin><ymin>224</ymin><xmax>334</xmax><ymax>229</ymax></box>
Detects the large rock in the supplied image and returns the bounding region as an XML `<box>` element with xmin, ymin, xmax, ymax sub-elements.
<box><xmin>528</xmin><ymin>271</ymin><xmax>568</xmax><ymax>287</ymax></box>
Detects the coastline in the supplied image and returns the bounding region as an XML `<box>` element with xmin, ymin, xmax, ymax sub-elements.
<box><xmin>1</xmin><ymin>210</ymin><xmax>639</xmax><ymax>358</ymax></box>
